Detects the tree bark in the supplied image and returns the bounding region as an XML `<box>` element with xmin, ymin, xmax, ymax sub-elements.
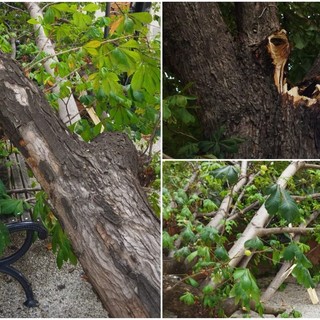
<box><xmin>0</xmin><ymin>53</ymin><xmax>160</xmax><ymax>318</ymax></box>
<box><xmin>163</xmin><ymin>2</ymin><xmax>320</xmax><ymax>158</ymax></box>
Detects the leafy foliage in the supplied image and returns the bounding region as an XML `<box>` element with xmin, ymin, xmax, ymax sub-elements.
<box><xmin>33</xmin><ymin>191</ymin><xmax>77</xmax><ymax>268</ymax></box>
<box><xmin>162</xmin><ymin>77</ymin><xmax>244</xmax><ymax>158</ymax></box>
<box><xmin>163</xmin><ymin>161</ymin><xmax>320</xmax><ymax>316</ymax></box>
<box><xmin>278</xmin><ymin>3</ymin><xmax>320</xmax><ymax>84</ymax></box>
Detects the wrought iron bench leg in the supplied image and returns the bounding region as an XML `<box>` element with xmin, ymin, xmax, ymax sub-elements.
<box><xmin>0</xmin><ymin>265</ymin><xmax>38</xmax><ymax>307</ymax></box>
<box><xmin>0</xmin><ymin>221</ymin><xmax>48</xmax><ymax>307</ymax></box>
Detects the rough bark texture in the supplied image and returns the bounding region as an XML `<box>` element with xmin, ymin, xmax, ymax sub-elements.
<box><xmin>163</xmin><ymin>2</ymin><xmax>320</xmax><ymax>158</ymax></box>
<box><xmin>0</xmin><ymin>54</ymin><xmax>160</xmax><ymax>318</ymax></box>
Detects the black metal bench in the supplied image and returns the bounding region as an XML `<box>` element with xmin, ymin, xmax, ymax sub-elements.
<box><xmin>0</xmin><ymin>150</ymin><xmax>47</xmax><ymax>307</ymax></box>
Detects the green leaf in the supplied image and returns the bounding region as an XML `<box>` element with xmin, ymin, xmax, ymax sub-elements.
<box><xmin>186</xmin><ymin>250</ymin><xmax>198</xmax><ymax>263</ymax></box>
<box><xmin>174</xmin><ymin>108</ymin><xmax>195</xmax><ymax>124</ymax></box>
<box><xmin>265</xmin><ymin>184</ymin><xmax>281</xmax><ymax>215</ymax></box>
<box><xmin>84</xmin><ymin>40</ymin><xmax>102</xmax><ymax>49</ymax></box>
<box><xmin>233</xmin><ymin>268</ymin><xmax>247</xmax><ymax>280</ymax></box>
<box><xmin>0</xmin><ymin>198</ymin><xmax>24</xmax><ymax>215</ymax></box>
<box><xmin>182</xmin><ymin>226</ymin><xmax>195</xmax><ymax>243</ymax></box>
<box><xmin>203</xmin><ymin>199</ymin><xmax>218</xmax><ymax>212</ymax></box>
<box><xmin>210</xmin><ymin>165</ymin><xmax>239</xmax><ymax>185</ymax></box>
<box><xmin>84</xmin><ymin>47</ymin><xmax>98</xmax><ymax>56</ymax></box>
<box><xmin>295</xmin><ymin>251</ymin><xmax>312</xmax><ymax>269</ymax></box>
<box><xmin>52</xmin><ymin>3</ymin><xmax>71</xmax><ymax>12</ymax></box>
<box><xmin>124</xmin><ymin>15</ymin><xmax>134</xmax><ymax>33</ymax></box>
<box><xmin>174</xmin><ymin>246</ymin><xmax>191</xmax><ymax>260</ymax></box>
<box><xmin>44</xmin><ymin>7</ymin><xmax>56</xmax><ymax>24</ymax></box>
<box><xmin>72</xmin><ymin>12</ymin><xmax>92</xmax><ymax>29</ymax></box>
<box><xmin>163</xmin><ymin>231</ymin><xmax>175</xmax><ymax>249</ymax></box>
<box><xmin>163</xmin><ymin>103</ymin><xmax>171</xmax><ymax>120</ymax></box>
<box><xmin>131</xmin><ymin>63</ymin><xmax>159</xmax><ymax>95</ymax></box>
<box><xmin>200</xmin><ymin>226</ymin><xmax>218</xmax><ymax>243</ymax></box>
<box><xmin>79</xmin><ymin>94</ymin><xmax>94</xmax><ymax>106</ymax></box>
<box><xmin>180</xmin><ymin>292</ymin><xmax>196</xmax><ymax>306</ymax></box>
<box><xmin>83</xmin><ymin>3</ymin><xmax>100</xmax><ymax>12</ymax></box>
<box><xmin>27</xmin><ymin>18</ymin><xmax>39</xmax><ymax>25</ymax></box>
<box><xmin>283</xmin><ymin>243</ymin><xmax>299</xmax><ymax>261</ymax></box>
<box><xmin>202</xmin><ymin>284</ymin><xmax>214</xmax><ymax>295</ymax></box>
<box><xmin>186</xmin><ymin>278</ymin><xmax>199</xmax><ymax>287</ymax></box>
<box><xmin>180</xmin><ymin>205</ymin><xmax>192</xmax><ymax>218</ymax></box>
<box><xmin>278</xmin><ymin>189</ymin><xmax>300</xmax><ymax>223</ymax></box>
<box><xmin>292</xmin><ymin>264</ymin><xmax>315</xmax><ymax>288</ymax></box>
<box><xmin>214</xmin><ymin>246</ymin><xmax>229</xmax><ymax>261</ymax></box>
<box><xmin>130</xmin><ymin>12</ymin><xmax>152</xmax><ymax>24</ymax></box>
<box><xmin>244</xmin><ymin>237</ymin><xmax>264</xmax><ymax>250</ymax></box>
<box><xmin>119</xmin><ymin>39</ymin><xmax>139</xmax><ymax>49</ymax></box>
<box><xmin>197</xmin><ymin>246</ymin><xmax>210</xmax><ymax>261</ymax></box>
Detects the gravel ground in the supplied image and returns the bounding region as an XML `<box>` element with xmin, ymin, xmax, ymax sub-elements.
<box><xmin>0</xmin><ymin>236</ymin><xmax>108</xmax><ymax>318</ymax></box>
<box><xmin>232</xmin><ymin>276</ymin><xmax>320</xmax><ymax>318</ymax></box>
<box><xmin>268</xmin><ymin>277</ymin><xmax>320</xmax><ymax>318</ymax></box>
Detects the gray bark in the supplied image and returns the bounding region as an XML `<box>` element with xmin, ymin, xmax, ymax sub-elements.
<box><xmin>163</xmin><ymin>2</ymin><xmax>320</xmax><ymax>158</ymax></box>
<box><xmin>0</xmin><ymin>53</ymin><xmax>160</xmax><ymax>318</ymax></box>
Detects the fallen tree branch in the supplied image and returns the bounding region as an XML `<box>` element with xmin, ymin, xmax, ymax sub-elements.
<box><xmin>256</xmin><ymin>227</ymin><xmax>314</xmax><ymax>237</ymax></box>
<box><xmin>207</xmin><ymin>161</ymin><xmax>248</xmax><ymax>230</ymax></box>
<box><xmin>261</xmin><ymin>211</ymin><xmax>320</xmax><ymax>302</ymax></box>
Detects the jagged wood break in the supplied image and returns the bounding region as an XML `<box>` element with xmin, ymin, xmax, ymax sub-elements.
<box><xmin>267</xmin><ymin>29</ymin><xmax>320</xmax><ymax>107</ymax></box>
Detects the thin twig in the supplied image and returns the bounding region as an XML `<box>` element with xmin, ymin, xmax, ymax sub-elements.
<box><xmin>1</xmin><ymin>2</ymin><xmax>26</xmax><ymax>13</ymax></box>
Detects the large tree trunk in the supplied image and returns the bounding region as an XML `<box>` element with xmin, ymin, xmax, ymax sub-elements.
<box><xmin>0</xmin><ymin>53</ymin><xmax>160</xmax><ymax>318</ymax></box>
<box><xmin>163</xmin><ymin>2</ymin><xmax>320</xmax><ymax>158</ymax></box>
